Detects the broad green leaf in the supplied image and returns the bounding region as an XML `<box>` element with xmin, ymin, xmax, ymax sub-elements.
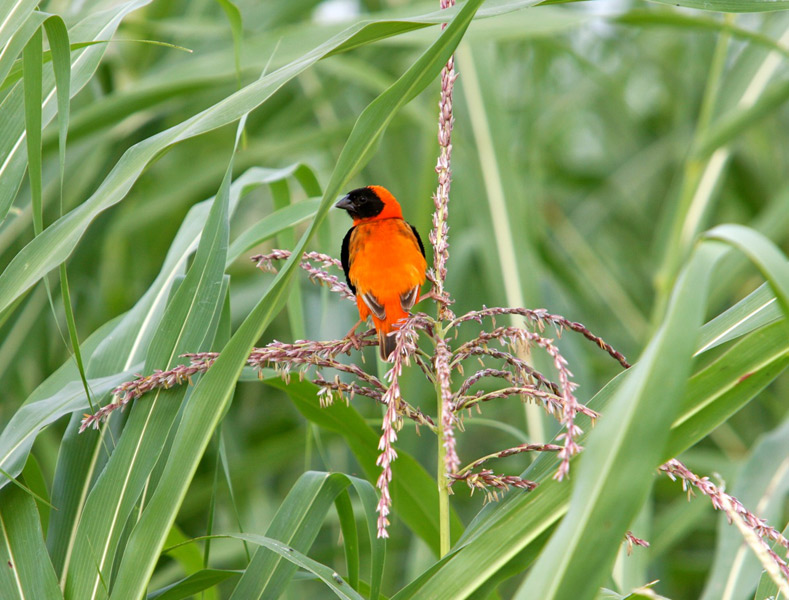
<box><xmin>704</xmin><ymin>225</ymin><xmax>789</xmax><ymax>317</ymax></box>
<box><xmin>0</xmin><ymin>369</ymin><xmax>137</xmax><ymax>490</ymax></box>
<box><xmin>0</xmin><ymin>0</ymin><xmax>154</xmax><ymax>220</ymax></box>
<box><xmin>227</xmin><ymin>197</ymin><xmax>320</xmax><ymax>263</ymax></box>
<box><xmin>514</xmin><ymin>243</ymin><xmax>725</xmax><ymax>600</ymax></box>
<box><xmin>229</xmin><ymin>471</ymin><xmax>352</xmax><ymax>598</ymax></box>
<box><xmin>0</xmin><ymin>483</ymin><xmax>62</xmax><ymax>600</ymax></box>
<box><xmin>22</xmin><ymin>24</ymin><xmax>42</xmax><ymax>234</ymax></box>
<box><xmin>648</xmin><ymin>0</ymin><xmax>789</xmax><ymax>11</ymax></box>
<box><xmin>107</xmin><ymin>4</ymin><xmax>483</xmax><ymax>597</ymax></box>
<box><xmin>614</xmin><ymin>11</ymin><xmax>789</xmax><ymax>59</ymax></box>
<box><xmin>0</xmin><ymin>166</ymin><xmax>312</xmax><ymax>579</ymax></box>
<box><xmin>146</xmin><ymin>569</ymin><xmax>240</xmax><ymax>600</ymax></box>
<box><xmin>696</xmin><ymin>283</ymin><xmax>781</xmax><ymax>354</ymax></box>
<box><xmin>0</xmin><ymin>1</ymin><xmax>40</xmax><ymax>51</ymax></box>
<box><xmin>274</xmin><ymin>378</ymin><xmax>463</xmax><ymax>555</ymax></box>
<box><xmin>65</xmin><ymin>121</ymin><xmax>240</xmax><ymax>600</ymax></box>
<box><xmin>335</xmin><ymin>490</ymin><xmax>360</xmax><ymax>591</ymax></box>
<box><xmin>232</xmin><ymin>533</ymin><xmax>366</xmax><ymax>600</ymax></box>
<box><xmin>397</xmin><ymin>226</ymin><xmax>789</xmax><ymax>600</ymax></box>
<box><xmin>20</xmin><ymin>455</ymin><xmax>50</xmax><ymax>536</ymax></box>
<box><xmin>393</xmin><ymin>236</ymin><xmax>787</xmax><ymax>599</ymax></box>
<box><xmin>668</xmin><ymin>319</ymin><xmax>789</xmax><ymax>457</ymax></box>
<box><xmin>0</xmin><ymin>11</ymin><xmax>46</xmax><ymax>93</ymax></box>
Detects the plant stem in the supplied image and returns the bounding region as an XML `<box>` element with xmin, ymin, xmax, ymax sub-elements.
<box><xmin>434</xmin><ymin>327</ymin><xmax>451</xmax><ymax>557</ymax></box>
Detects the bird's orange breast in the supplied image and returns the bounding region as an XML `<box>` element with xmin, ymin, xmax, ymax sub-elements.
<box><xmin>348</xmin><ymin>218</ymin><xmax>426</xmax><ymax>306</ymax></box>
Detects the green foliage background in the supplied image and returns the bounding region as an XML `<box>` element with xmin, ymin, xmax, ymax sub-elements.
<box><xmin>0</xmin><ymin>0</ymin><xmax>788</xmax><ymax>599</ymax></box>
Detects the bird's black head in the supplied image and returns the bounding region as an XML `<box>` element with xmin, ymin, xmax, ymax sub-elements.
<box><xmin>335</xmin><ymin>187</ymin><xmax>385</xmax><ymax>220</ymax></box>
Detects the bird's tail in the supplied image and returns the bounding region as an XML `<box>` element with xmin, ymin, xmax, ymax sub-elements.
<box><xmin>378</xmin><ymin>327</ymin><xmax>396</xmax><ymax>360</ymax></box>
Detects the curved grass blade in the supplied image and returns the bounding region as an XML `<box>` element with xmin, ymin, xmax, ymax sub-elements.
<box><xmin>392</xmin><ymin>243</ymin><xmax>732</xmax><ymax>600</ymax></box>
<box><xmin>0</xmin><ymin>369</ymin><xmax>137</xmax><ymax>490</ymax></box>
<box><xmin>227</xmin><ymin>198</ymin><xmax>320</xmax><ymax>262</ymax></box>
<box><xmin>349</xmin><ymin>477</ymin><xmax>386</xmax><ymax>600</ymax></box>
<box><xmin>0</xmin><ymin>164</ymin><xmax>312</xmax><ymax>527</ymax></box>
<box><xmin>231</xmin><ymin>533</ymin><xmax>365</xmax><ymax>600</ymax></box>
<box><xmin>668</xmin><ymin>319</ymin><xmax>789</xmax><ymax>458</ymax></box>
<box><xmin>0</xmin><ymin>1</ymin><xmax>40</xmax><ymax>51</ymax></box>
<box><xmin>0</xmin><ymin>0</ymin><xmax>154</xmax><ymax>220</ymax></box>
<box><xmin>0</xmin><ymin>483</ymin><xmax>62</xmax><ymax>600</ymax></box>
<box><xmin>614</xmin><ymin>11</ymin><xmax>789</xmax><ymax>59</ymax></box>
<box><xmin>392</xmin><ymin>227</ymin><xmax>789</xmax><ymax>599</ymax></box>
<box><xmin>214</xmin><ymin>0</ymin><xmax>243</xmax><ymax>86</ymax></box>
<box><xmin>697</xmin><ymin>282</ymin><xmax>781</xmax><ymax>354</ymax></box>
<box><xmin>146</xmin><ymin>569</ymin><xmax>240</xmax><ymax>600</ymax></box>
<box><xmin>65</xmin><ymin>121</ymin><xmax>241</xmax><ymax>600</ymax></box>
<box><xmin>22</xmin><ymin>24</ymin><xmax>42</xmax><ymax>234</ymax></box>
<box><xmin>335</xmin><ymin>490</ymin><xmax>359</xmax><ymax>591</ymax></box>
<box><xmin>228</xmin><ymin>471</ymin><xmax>352</xmax><ymax>599</ymax></box>
<box><xmin>274</xmin><ymin>378</ymin><xmax>463</xmax><ymax>555</ymax></box>
<box><xmin>704</xmin><ymin>224</ymin><xmax>789</xmax><ymax>317</ymax></box>
<box><xmin>0</xmin><ymin>11</ymin><xmax>46</xmax><ymax>89</ymax></box>
<box><xmin>647</xmin><ymin>0</ymin><xmax>789</xmax><ymax>11</ymax></box>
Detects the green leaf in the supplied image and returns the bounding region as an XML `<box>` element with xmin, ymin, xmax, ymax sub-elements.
<box><xmin>0</xmin><ymin>12</ymin><xmax>46</xmax><ymax>90</ymax></box>
<box><xmin>214</xmin><ymin>0</ymin><xmax>243</xmax><ymax>85</ymax></box>
<box><xmin>513</xmin><ymin>243</ymin><xmax>726</xmax><ymax>600</ymax></box>
<box><xmin>227</xmin><ymin>197</ymin><xmax>320</xmax><ymax>263</ymax></box>
<box><xmin>0</xmin><ymin>483</ymin><xmax>62</xmax><ymax>600</ymax></box>
<box><xmin>668</xmin><ymin>319</ymin><xmax>789</xmax><ymax>457</ymax></box>
<box><xmin>22</xmin><ymin>24</ymin><xmax>42</xmax><ymax>234</ymax></box>
<box><xmin>19</xmin><ymin>455</ymin><xmax>50</xmax><ymax>537</ymax></box>
<box><xmin>0</xmin><ymin>1</ymin><xmax>40</xmax><ymax>51</ymax></box>
<box><xmin>696</xmin><ymin>282</ymin><xmax>781</xmax><ymax>354</ymax></box>
<box><xmin>393</xmin><ymin>243</ymin><xmax>737</xmax><ymax>600</ymax></box>
<box><xmin>335</xmin><ymin>490</ymin><xmax>360</xmax><ymax>591</ymax></box>
<box><xmin>614</xmin><ymin>11</ymin><xmax>789</xmax><ymax>59</ymax></box>
<box><xmin>704</xmin><ymin>224</ymin><xmax>789</xmax><ymax>318</ymax></box>
<box><xmin>0</xmin><ymin>0</ymin><xmax>154</xmax><ymax>221</ymax></box>
<box><xmin>647</xmin><ymin>0</ymin><xmax>789</xmax><ymax>12</ymax></box>
<box><xmin>0</xmin><ymin>369</ymin><xmax>137</xmax><ymax>490</ymax></box>
<box><xmin>65</xmin><ymin>121</ymin><xmax>239</xmax><ymax>600</ymax></box>
<box><xmin>275</xmin><ymin>378</ymin><xmax>463</xmax><ymax>555</ymax></box>
<box><xmin>231</xmin><ymin>533</ymin><xmax>366</xmax><ymax>600</ymax></box>
<box><xmin>229</xmin><ymin>471</ymin><xmax>352</xmax><ymax>598</ymax></box>
<box><xmin>146</xmin><ymin>569</ymin><xmax>240</xmax><ymax>600</ymax></box>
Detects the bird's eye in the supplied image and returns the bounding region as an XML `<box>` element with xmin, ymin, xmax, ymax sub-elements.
<box><xmin>359</xmin><ymin>197</ymin><xmax>367</xmax><ymax>204</ymax></box>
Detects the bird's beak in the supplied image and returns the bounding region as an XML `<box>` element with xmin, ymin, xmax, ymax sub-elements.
<box><xmin>334</xmin><ymin>195</ymin><xmax>353</xmax><ymax>211</ymax></box>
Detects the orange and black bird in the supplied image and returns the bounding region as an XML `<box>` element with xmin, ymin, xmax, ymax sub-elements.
<box><xmin>336</xmin><ymin>186</ymin><xmax>427</xmax><ymax>359</ymax></box>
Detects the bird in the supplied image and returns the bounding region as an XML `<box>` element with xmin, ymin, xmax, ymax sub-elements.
<box><xmin>335</xmin><ymin>186</ymin><xmax>427</xmax><ymax>359</ymax></box>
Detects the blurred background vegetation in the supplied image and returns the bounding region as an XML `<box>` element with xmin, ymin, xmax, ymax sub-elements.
<box><xmin>1</xmin><ymin>0</ymin><xmax>788</xmax><ymax>598</ymax></box>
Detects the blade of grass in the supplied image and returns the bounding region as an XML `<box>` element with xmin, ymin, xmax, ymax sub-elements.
<box><xmin>0</xmin><ymin>0</ymin><xmax>155</xmax><ymax>220</ymax></box>
<box><xmin>0</xmin><ymin>1</ymin><xmax>40</xmax><ymax>53</ymax></box>
<box><xmin>65</xmin><ymin>119</ymin><xmax>241</xmax><ymax>600</ymax></box>
<box><xmin>146</xmin><ymin>569</ymin><xmax>240</xmax><ymax>600</ymax></box>
<box><xmin>0</xmin><ymin>483</ymin><xmax>62</xmax><ymax>600</ymax></box>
